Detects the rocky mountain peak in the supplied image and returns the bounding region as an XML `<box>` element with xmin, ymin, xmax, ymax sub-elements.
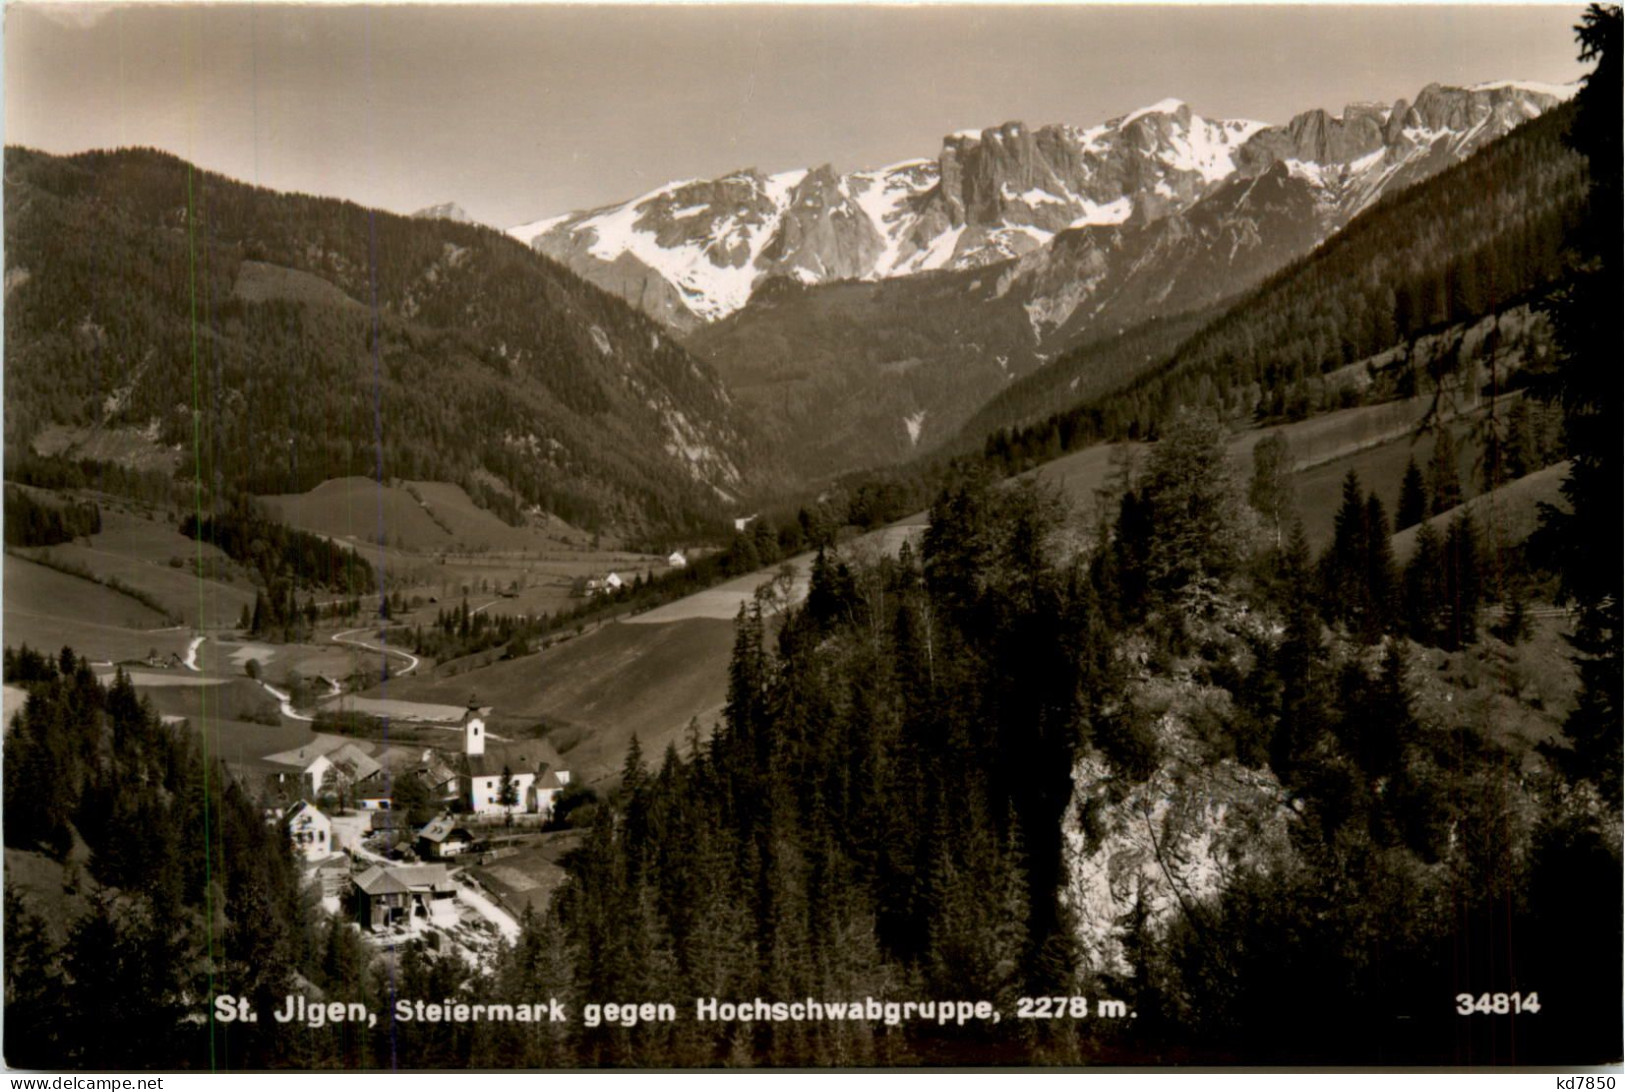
<box><xmin>413</xmin><ymin>201</ymin><xmax>475</xmax><ymax>224</ymax></box>
<box><xmin>512</xmin><ymin>80</ymin><xmax>1571</xmax><ymax>329</ymax></box>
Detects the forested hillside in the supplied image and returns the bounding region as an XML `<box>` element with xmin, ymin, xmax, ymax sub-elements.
<box><xmin>6</xmin><ymin>429</ymin><xmax>1618</xmax><ymax>1065</ymax></box>
<box><xmin>3</xmin><ymin>654</ymin><xmax>318</xmax><ymax>1069</ymax></box>
<box><xmin>3</xmin><ymin>147</ymin><xmax>771</xmax><ymax>537</ymax></box>
<box><xmin>530</xmin><ymin>411</ymin><xmax>1618</xmax><ymax>1066</ymax></box>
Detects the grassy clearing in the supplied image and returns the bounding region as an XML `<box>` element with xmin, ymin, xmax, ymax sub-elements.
<box><xmin>5</xmin><ymin>554</ymin><xmax>171</xmax><ymax>633</ymax></box>
<box><xmin>262</xmin><ymin>477</ymin><xmax>459</xmax><ymax>552</ymax></box>
<box><xmin>185</xmin><ymin>716</ymin><xmax>322</xmax><ymax>768</ymax></box>
<box><xmin>192</xmin><ymin>638</ymin><xmax>362</xmax><ymax>685</ymax></box>
<box><xmin>14</xmin><ymin>541</ymin><xmax>251</xmax><ymax>627</ymax></box>
<box><xmin>0</xmin><ymin>610</ymin><xmax>190</xmax><ymax>665</ymax></box>
<box><xmin>405</xmin><ymin>480</ymin><xmax>550</xmax><ymax>553</ymax></box>
<box><xmin>1392</xmin><ymin>462</ymin><xmax>1568</xmax><ymax>563</ymax></box>
<box><xmin>262</xmin><ymin>477</ymin><xmax>589</xmax><ymax>555</ymax></box>
<box><xmin>1287</xmin><ymin>414</ymin><xmax>1491</xmax><ymax>550</ymax></box>
<box><xmin>138</xmin><ymin>678</ymin><xmax>282</xmax><ymax>724</ymax></box>
<box><xmin>91</xmin><ymin>506</ymin><xmax>237</xmax><ymax>568</ymax></box>
<box><xmin>358</xmin><ymin>616</ymin><xmax>738</xmax><ymax>784</ymax></box>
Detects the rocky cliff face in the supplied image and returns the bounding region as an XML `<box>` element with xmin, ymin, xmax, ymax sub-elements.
<box><xmin>508</xmin><ymin>98</ymin><xmax>1269</xmax><ymax>328</ymax></box>
<box><xmin>1059</xmin><ymin>619</ymin><xmax>1298</xmax><ymax>978</ymax></box>
<box><xmin>971</xmin><ymin>80</ymin><xmax>1573</xmax><ymax>356</ymax></box>
<box><xmin>412</xmin><ymin>201</ymin><xmax>477</xmax><ymax>224</ymax></box>
<box><xmin>1062</xmin><ymin>746</ymin><xmax>1294</xmax><ymax>977</ymax></box>
<box><xmin>510</xmin><ymin>82</ymin><xmax>1571</xmax><ymax>332</ymax></box>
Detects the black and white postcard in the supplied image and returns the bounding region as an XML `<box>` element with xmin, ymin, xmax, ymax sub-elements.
<box><xmin>2</xmin><ymin>0</ymin><xmax>1620</xmax><ymax>1072</ymax></box>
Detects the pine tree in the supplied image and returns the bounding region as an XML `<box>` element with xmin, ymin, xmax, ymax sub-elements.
<box><xmin>1442</xmin><ymin>513</ymin><xmax>1483</xmax><ymax>651</ymax></box>
<box><xmin>1361</xmin><ymin>494</ymin><xmax>1396</xmax><ymax>643</ymax></box>
<box><xmin>1140</xmin><ymin>408</ymin><xmax>1245</xmax><ymax>602</ymax></box>
<box><xmin>1345</xmin><ymin>640</ymin><xmax>1416</xmax><ymax>779</ymax></box>
<box><xmin>1530</xmin><ymin>2</ymin><xmax>1623</xmax><ymax>808</ymax></box>
<box><xmin>1404</xmin><ymin>520</ymin><xmax>1447</xmax><ymax>647</ymax></box>
<box><xmin>1428</xmin><ymin>427</ymin><xmax>1463</xmax><ymax>516</ymax></box>
<box><xmin>250</xmin><ymin>589</ymin><xmax>269</xmax><ymax>635</ymax></box>
<box><xmin>3</xmin><ymin>886</ymin><xmax>65</xmax><ymax>1067</ymax></box>
<box><xmin>1321</xmin><ymin>470</ymin><xmax>1368</xmax><ymax>627</ymax></box>
<box><xmin>1396</xmin><ymin>457</ymin><xmax>1427</xmax><ymax>530</ymax></box>
<box><xmin>1248</xmin><ymin>431</ymin><xmax>1294</xmax><ymax>550</ymax></box>
<box><xmin>498</xmin><ymin>765</ymin><xmax>518</xmax><ymax>820</ymax></box>
<box><xmin>1274</xmin><ymin>522</ymin><xmax>1330</xmax><ymax>781</ymax></box>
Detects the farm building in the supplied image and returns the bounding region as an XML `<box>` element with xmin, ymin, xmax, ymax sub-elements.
<box><xmin>352</xmin><ymin>864</ymin><xmax>458</xmax><ymax>931</ymax></box>
<box><xmin>667</xmin><ymin>551</ymin><xmax>687</xmax><ymax>568</ymax></box>
<box><xmin>417</xmin><ymin>815</ymin><xmax>475</xmax><ymax>859</ymax></box>
<box><xmin>314</xmin><ymin>742</ymin><xmax>386</xmax><ymax>805</ymax></box>
<box><xmin>419</xmin><ymin>750</ymin><xmax>463</xmax><ymax>803</ymax></box>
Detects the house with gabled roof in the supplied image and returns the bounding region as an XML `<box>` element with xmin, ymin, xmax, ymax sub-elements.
<box><xmin>352</xmin><ymin>863</ymin><xmax>458</xmax><ymax>931</ymax></box>
<box><xmin>417</xmin><ymin>815</ymin><xmax>475</xmax><ymax>860</ymax></box>
<box><xmin>284</xmin><ymin>800</ymin><xmax>335</xmax><ymax>861</ymax></box>
<box><xmin>419</xmin><ymin>748</ymin><xmax>463</xmax><ymax>803</ymax></box>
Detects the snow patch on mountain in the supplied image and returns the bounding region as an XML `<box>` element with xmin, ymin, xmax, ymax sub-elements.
<box><xmin>508</xmin><ymin>210</ymin><xmax>578</xmax><ymax>243</ymax></box>
<box><xmin>1117</xmin><ymin>97</ymin><xmax>1190</xmax><ymax>126</ymax></box>
<box><xmin>1069</xmin><ymin>196</ymin><xmax>1135</xmax><ymax>227</ymax></box>
<box><xmin>1161</xmin><ymin>116</ymin><xmax>1271</xmax><ymax>182</ymax></box>
<box><xmin>512</xmin><ymin>81</ymin><xmax>1569</xmax><ymax>330</ymax></box>
<box><xmin>903</xmin><ymin>410</ymin><xmax>927</xmax><ymax>447</ymax></box>
<box><xmin>1469</xmin><ymin>79</ymin><xmax>1579</xmax><ymax>99</ymax></box>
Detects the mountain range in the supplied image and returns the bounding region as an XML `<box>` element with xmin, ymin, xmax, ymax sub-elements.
<box><xmin>510</xmin><ymin>81</ymin><xmax>1574</xmax><ymax>336</ymax></box>
<box><xmin>0</xmin><ymin>78</ymin><xmax>1581</xmax><ymax>537</ymax></box>
<box><xmin>598</xmin><ymin>80</ymin><xmax>1573</xmax><ymax>474</ymax></box>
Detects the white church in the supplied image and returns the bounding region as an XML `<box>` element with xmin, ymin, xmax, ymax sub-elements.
<box><xmin>457</xmin><ymin>696</ymin><xmax>570</xmax><ymax>819</ymax></box>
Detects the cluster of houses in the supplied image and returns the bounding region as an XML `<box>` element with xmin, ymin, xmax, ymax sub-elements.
<box><xmin>574</xmin><ymin>572</ymin><xmax>625</xmax><ymax>599</ymax></box>
<box><xmin>262</xmin><ymin>698</ymin><xmax>569</xmax><ymax>933</ymax></box>
<box><xmin>571</xmin><ymin>551</ymin><xmax>689</xmax><ymax>599</ymax></box>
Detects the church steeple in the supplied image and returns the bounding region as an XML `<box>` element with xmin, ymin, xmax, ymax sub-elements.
<box><xmin>464</xmin><ymin>693</ymin><xmax>485</xmax><ymax>757</ymax></box>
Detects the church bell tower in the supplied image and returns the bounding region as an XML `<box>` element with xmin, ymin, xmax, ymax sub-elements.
<box><xmin>463</xmin><ymin>693</ymin><xmax>485</xmax><ymax>757</ymax></box>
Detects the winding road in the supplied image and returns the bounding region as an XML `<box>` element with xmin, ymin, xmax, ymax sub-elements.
<box><xmin>332</xmin><ymin>627</ymin><xmax>420</xmax><ymax>676</ymax></box>
<box><xmin>259</xmin><ymin>680</ymin><xmax>315</xmax><ymax>722</ymax></box>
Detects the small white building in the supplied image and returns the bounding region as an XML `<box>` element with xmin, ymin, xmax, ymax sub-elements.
<box><xmin>603</xmin><ymin>572</ymin><xmax>624</xmax><ymax>591</ymax></box>
<box><xmin>667</xmin><ymin>551</ymin><xmax>688</xmax><ymax>569</ymax></box>
<box><xmin>535</xmin><ymin>768</ymin><xmax>571</xmax><ymax>819</ymax></box>
<box><xmin>284</xmin><ymin>800</ymin><xmax>334</xmax><ymax>861</ymax></box>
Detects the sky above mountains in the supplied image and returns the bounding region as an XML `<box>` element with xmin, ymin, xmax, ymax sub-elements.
<box><xmin>6</xmin><ymin>3</ymin><xmax>1587</xmax><ymax>228</ymax></box>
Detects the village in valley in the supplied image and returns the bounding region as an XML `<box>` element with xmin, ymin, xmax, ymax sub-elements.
<box><xmin>273</xmin><ymin>696</ymin><xmax>570</xmax><ymax>961</ymax></box>
<box><xmin>0</xmin><ymin>469</ymin><xmax>734</xmax><ymax>967</ymax></box>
